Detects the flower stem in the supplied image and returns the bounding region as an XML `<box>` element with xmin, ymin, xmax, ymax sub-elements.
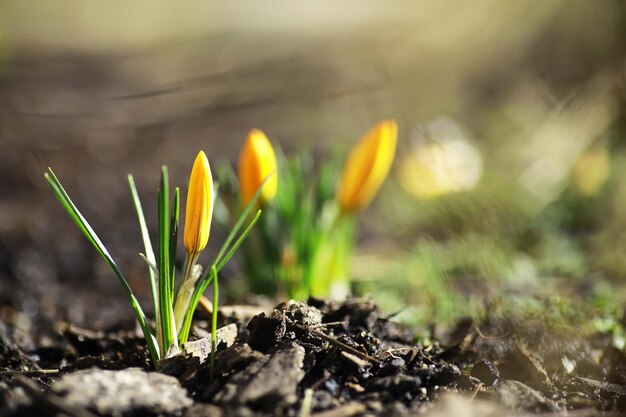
<box><xmin>210</xmin><ymin>273</ymin><xmax>219</xmax><ymax>381</ymax></box>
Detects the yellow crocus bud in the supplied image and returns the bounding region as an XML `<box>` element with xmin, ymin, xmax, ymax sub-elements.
<box><xmin>238</xmin><ymin>129</ymin><xmax>278</xmax><ymax>207</ymax></box>
<box><xmin>184</xmin><ymin>151</ymin><xmax>214</xmax><ymax>255</ymax></box>
<box><xmin>337</xmin><ymin>120</ymin><xmax>398</xmax><ymax>214</ymax></box>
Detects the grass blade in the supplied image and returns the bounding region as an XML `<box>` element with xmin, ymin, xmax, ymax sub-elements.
<box><xmin>215</xmin><ymin>210</ymin><xmax>262</xmax><ymax>271</ymax></box>
<box><xmin>169</xmin><ymin>187</ymin><xmax>180</xmax><ymax>303</ymax></box>
<box><xmin>45</xmin><ymin>168</ymin><xmax>159</xmax><ymax>364</ymax></box>
<box><xmin>158</xmin><ymin>166</ymin><xmax>174</xmax><ymax>352</ymax></box>
<box><xmin>127</xmin><ymin>175</ymin><xmax>159</xmax><ymax>328</ymax></box>
<box><xmin>210</xmin><ymin>265</ymin><xmax>218</xmax><ymax>380</ymax></box>
<box><xmin>214</xmin><ymin>173</ymin><xmax>272</xmax><ymax>267</ymax></box>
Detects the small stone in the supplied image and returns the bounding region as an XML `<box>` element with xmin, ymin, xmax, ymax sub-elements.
<box><xmin>285</xmin><ymin>301</ymin><xmax>322</xmax><ymax>327</ymax></box>
<box><xmin>51</xmin><ymin>367</ymin><xmax>192</xmax><ymax>416</ymax></box>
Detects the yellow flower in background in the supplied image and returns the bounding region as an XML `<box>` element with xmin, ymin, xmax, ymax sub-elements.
<box><xmin>398</xmin><ymin>118</ymin><xmax>482</xmax><ymax>200</ymax></box>
<box><xmin>238</xmin><ymin>129</ymin><xmax>278</xmax><ymax>207</ymax></box>
<box><xmin>572</xmin><ymin>146</ymin><xmax>610</xmax><ymax>196</ymax></box>
<box><xmin>337</xmin><ymin>120</ymin><xmax>398</xmax><ymax>214</ymax></box>
<box><xmin>184</xmin><ymin>151</ymin><xmax>214</xmax><ymax>255</ymax></box>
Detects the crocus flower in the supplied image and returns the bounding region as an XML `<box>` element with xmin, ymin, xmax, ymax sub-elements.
<box><xmin>337</xmin><ymin>120</ymin><xmax>398</xmax><ymax>214</ymax></box>
<box><xmin>184</xmin><ymin>151</ymin><xmax>214</xmax><ymax>256</ymax></box>
<box><xmin>238</xmin><ymin>129</ymin><xmax>278</xmax><ymax>207</ymax></box>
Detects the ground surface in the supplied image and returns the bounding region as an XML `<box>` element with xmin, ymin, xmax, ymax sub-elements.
<box><xmin>1</xmin><ymin>298</ymin><xmax>625</xmax><ymax>417</ymax></box>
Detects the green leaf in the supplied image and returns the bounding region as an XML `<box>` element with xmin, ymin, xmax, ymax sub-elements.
<box><xmin>214</xmin><ymin>173</ymin><xmax>273</xmax><ymax>267</ymax></box>
<box><xmin>169</xmin><ymin>187</ymin><xmax>180</xmax><ymax>303</ymax></box>
<box><xmin>45</xmin><ymin>168</ymin><xmax>159</xmax><ymax>364</ymax></box>
<box><xmin>215</xmin><ymin>210</ymin><xmax>262</xmax><ymax>271</ymax></box>
<box><xmin>210</xmin><ymin>264</ymin><xmax>218</xmax><ymax>380</ymax></box>
<box><xmin>128</xmin><ymin>174</ymin><xmax>159</xmax><ymax>330</ymax></box>
<box><xmin>158</xmin><ymin>166</ymin><xmax>174</xmax><ymax>352</ymax></box>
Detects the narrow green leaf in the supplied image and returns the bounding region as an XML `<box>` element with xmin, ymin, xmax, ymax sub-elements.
<box><xmin>210</xmin><ymin>264</ymin><xmax>218</xmax><ymax>380</ymax></box>
<box><xmin>158</xmin><ymin>166</ymin><xmax>173</xmax><ymax>352</ymax></box>
<box><xmin>45</xmin><ymin>168</ymin><xmax>159</xmax><ymax>364</ymax></box>
<box><xmin>169</xmin><ymin>187</ymin><xmax>180</xmax><ymax>303</ymax></box>
<box><xmin>214</xmin><ymin>173</ymin><xmax>273</xmax><ymax>267</ymax></box>
<box><xmin>215</xmin><ymin>210</ymin><xmax>262</xmax><ymax>271</ymax></box>
<box><xmin>128</xmin><ymin>174</ymin><xmax>159</xmax><ymax>327</ymax></box>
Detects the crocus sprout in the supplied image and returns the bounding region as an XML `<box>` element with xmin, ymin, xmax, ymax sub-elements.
<box><xmin>175</xmin><ymin>151</ymin><xmax>215</xmax><ymax>335</ymax></box>
<box><xmin>238</xmin><ymin>129</ymin><xmax>278</xmax><ymax>207</ymax></box>
<box><xmin>45</xmin><ymin>150</ymin><xmax>265</xmax><ymax>370</ymax></box>
<box><xmin>337</xmin><ymin>120</ymin><xmax>398</xmax><ymax>214</ymax></box>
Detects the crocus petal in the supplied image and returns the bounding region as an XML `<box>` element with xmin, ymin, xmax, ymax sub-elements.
<box><xmin>337</xmin><ymin>120</ymin><xmax>398</xmax><ymax>213</ymax></box>
<box><xmin>238</xmin><ymin>129</ymin><xmax>278</xmax><ymax>207</ymax></box>
<box><xmin>184</xmin><ymin>151</ymin><xmax>213</xmax><ymax>255</ymax></box>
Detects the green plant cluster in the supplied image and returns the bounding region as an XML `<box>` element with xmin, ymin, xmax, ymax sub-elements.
<box><xmin>217</xmin><ymin>151</ymin><xmax>353</xmax><ymax>300</ymax></box>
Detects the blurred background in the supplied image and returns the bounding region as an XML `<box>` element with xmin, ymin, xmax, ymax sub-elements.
<box><xmin>0</xmin><ymin>1</ymin><xmax>625</xmax><ymax>339</ymax></box>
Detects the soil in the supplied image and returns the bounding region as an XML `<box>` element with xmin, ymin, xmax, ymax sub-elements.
<box><xmin>1</xmin><ymin>297</ymin><xmax>626</xmax><ymax>417</ymax></box>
